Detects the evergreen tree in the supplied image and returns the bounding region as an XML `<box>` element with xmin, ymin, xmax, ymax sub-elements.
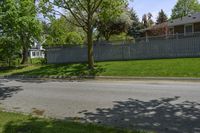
<box><xmin>156</xmin><ymin>9</ymin><xmax>168</xmax><ymax>24</ymax></box>
<box><xmin>127</xmin><ymin>9</ymin><xmax>142</xmax><ymax>38</ymax></box>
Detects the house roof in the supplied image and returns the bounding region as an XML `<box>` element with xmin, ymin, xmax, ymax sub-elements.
<box><xmin>140</xmin><ymin>22</ymin><xmax>168</xmax><ymax>32</ymax></box>
<box><xmin>142</xmin><ymin>12</ymin><xmax>200</xmax><ymax>31</ymax></box>
<box><xmin>168</xmin><ymin>12</ymin><xmax>200</xmax><ymax>27</ymax></box>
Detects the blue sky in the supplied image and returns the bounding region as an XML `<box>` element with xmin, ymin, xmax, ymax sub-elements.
<box><xmin>129</xmin><ymin>0</ymin><xmax>177</xmax><ymax>21</ymax></box>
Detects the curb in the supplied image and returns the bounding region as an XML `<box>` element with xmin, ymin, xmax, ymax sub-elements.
<box><xmin>0</xmin><ymin>75</ymin><xmax>96</xmax><ymax>80</ymax></box>
<box><xmin>1</xmin><ymin>75</ymin><xmax>200</xmax><ymax>82</ymax></box>
<box><xmin>95</xmin><ymin>76</ymin><xmax>200</xmax><ymax>81</ymax></box>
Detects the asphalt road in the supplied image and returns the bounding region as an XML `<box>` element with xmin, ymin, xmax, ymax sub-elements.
<box><xmin>1</xmin><ymin>78</ymin><xmax>200</xmax><ymax>133</ymax></box>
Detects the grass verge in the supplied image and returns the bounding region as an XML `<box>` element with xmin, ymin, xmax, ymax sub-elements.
<box><xmin>0</xmin><ymin>111</ymin><xmax>145</xmax><ymax>133</ymax></box>
<box><xmin>0</xmin><ymin>58</ymin><xmax>200</xmax><ymax>77</ymax></box>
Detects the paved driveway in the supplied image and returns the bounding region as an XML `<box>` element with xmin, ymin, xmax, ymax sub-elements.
<box><xmin>0</xmin><ymin>78</ymin><xmax>200</xmax><ymax>133</ymax></box>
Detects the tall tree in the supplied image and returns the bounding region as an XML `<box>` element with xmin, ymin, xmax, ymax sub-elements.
<box><xmin>41</xmin><ymin>0</ymin><xmax>128</xmax><ymax>69</ymax></box>
<box><xmin>156</xmin><ymin>9</ymin><xmax>168</xmax><ymax>24</ymax></box>
<box><xmin>0</xmin><ymin>0</ymin><xmax>20</xmax><ymax>65</ymax></box>
<box><xmin>41</xmin><ymin>0</ymin><xmax>103</xmax><ymax>69</ymax></box>
<box><xmin>0</xmin><ymin>0</ymin><xmax>42</xmax><ymax>64</ymax></box>
<box><xmin>127</xmin><ymin>8</ymin><xmax>142</xmax><ymax>38</ymax></box>
<box><xmin>142</xmin><ymin>13</ymin><xmax>154</xmax><ymax>28</ymax></box>
<box><xmin>171</xmin><ymin>0</ymin><xmax>200</xmax><ymax>19</ymax></box>
<box><xmin>19</xmin><ymin>0</ymin><xmax>42</xmax><ymax>64</ymax></box>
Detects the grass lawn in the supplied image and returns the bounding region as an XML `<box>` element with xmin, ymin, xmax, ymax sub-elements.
<box><xmin>0</xmin><ymin>111</ymin><xmax>144</xmax><ymax>133</ymax></box>
<box><xmin>0</xmin><ymin>58</ymin><xmax>200</xmax><ymax>77</ymax></box>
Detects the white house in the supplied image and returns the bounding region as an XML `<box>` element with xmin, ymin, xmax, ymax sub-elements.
<box><xmin>29</xmin><ymin>42</ymin><xmax>45</xmax><ymax>59</ymax></box>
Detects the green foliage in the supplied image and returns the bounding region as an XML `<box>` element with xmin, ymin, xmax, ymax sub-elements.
<box><xmin>0</xmin><ymin>0</ymin><xmax>20</xmax><ymax>65</ymax></box>
<box><xmin>40</xmin><ymin>0</ymin><xmax>104</xmax><ymax>32</ymax></box>
<box><xmin>44</xmin><ymin>17</ymin><xmax>84</xmax><ymax>47</ymax></box>
<box><xmin>0</xmin><ymin>111</ymin><xmax>145</xmax><ymax>133</ymax></box>
<box><xmin>40</xmin><ymin>0</ymin><xmax>134</xmax><ymax>68</ymax></box>
<box><xmin>0</xmin><ymin>0</ymin><xmax>42</xmax><ymax>64</ymax></box>
<box><xmin>108</xmin><ymin>33</ymin><xmax>135</xmax><ymax>44</ymax></box>
<box><xmin>0</xmin><ymin>37</ymin><xmax>20</xmax><ymax>66</ymax></box>
<box><xmin>127</xmin><ymin>9</ymin><xmax>143</xmax><ymax>38</ymax></box>
<box><xmin>65</xmin><ymin>32</ymin><xmax>83</xmax><ymax>45</ymax></box>
<box><xmin>98</xmin><ymin>0</ymin><xmax>128</xmax><ymax>22</ymax></box>
<box><xmin>96</xmin><ymin>0</ymin><xmax>131</xmax><ymax>41</ymax></box>
<box><xmin>171</xmin><ymin>0</ymin><xmax>200</xmax><ymax>19</ymax></box>
<box><xmin>156</xmin><ymin>9</ymin><xmax>168</xmax><ymax>24</ymax></box>
<box><xmin>1</xmin><ymin>58</ymin><xmax>200</xmax><ymax>78</ymax></box>
<box><xmin>46</xmin><ymin>17</ymin><xmax>72</xmax><ymax>45</ymax></box>
<box><xmin>109</xmin><ymin>32</ymin><xmax>129</xmax><ymax>41</ymax></box>
<box><xmin>29</xmin><ymin>58</ymin><xmax>47</xmax><ymax>65</ymax></box>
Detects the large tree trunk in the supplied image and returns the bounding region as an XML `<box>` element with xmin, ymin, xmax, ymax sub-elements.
<box><xmin>21</xmin><ymin>46</ymin><xmax>29</xmax><ymax>64</ymax></box>
<box><xmin>87</xmin><ymin>28</ymin><xmax>94</xmax><ymax>69</ymax></box>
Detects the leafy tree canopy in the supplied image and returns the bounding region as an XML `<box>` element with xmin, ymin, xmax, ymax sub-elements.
<box><xmin>0</xmin><ymin>0</ymin><xmax>42</xmax><ymax>64</ymax></box>
<box><xmin>96</xmin><ymin>0</ymin><xmax>132</xmax><ymax>41</ymax></box>
<box><xmin>40</xmin><ymin>0</ymin><xmax>131</xmax><ymax>69</ymax></box>
<box><xmin>44</xmin><ymin>16</ymin><xmax>84</xmax><ymax>47</ymax></box>
<box><xmin>65</xmin><ymin>32</ymin><xmax>84</xmax><ymax>45</ymax></box>
<box><xmin>171</xmin><ymin>0</ymin><xmax>200</xmax><ymax>19</ymax></box>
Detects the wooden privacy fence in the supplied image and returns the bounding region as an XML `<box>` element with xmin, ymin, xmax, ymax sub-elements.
<box><xmin>47</xmin><ymin>36</ymin><xmax>200</xmax><ymax>64</ymax></box>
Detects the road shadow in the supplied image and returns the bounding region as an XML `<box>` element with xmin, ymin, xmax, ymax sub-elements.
<box><xmin>0</xmin><ymin>81</ymin><xmax>23</xmax><ymax>100</ymax></box>
<box><xmin>78</xmin><ymin>97</ymin><xmax>200</xmax><ymax>133</ymax></box>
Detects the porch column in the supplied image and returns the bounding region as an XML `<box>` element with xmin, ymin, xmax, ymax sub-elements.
<box><xmin>145</xmin><ymin>32</ymin><xmax>148</xmax><ymax>42</ymax></box>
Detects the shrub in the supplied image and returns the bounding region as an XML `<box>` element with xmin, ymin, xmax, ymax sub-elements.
<box><xmin>29</xmin><ymin>58</ymin><xmax>46</xmax><ymax>65</ymax></box>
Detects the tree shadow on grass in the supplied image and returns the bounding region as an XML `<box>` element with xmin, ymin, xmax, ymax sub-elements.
<box><xmin>0</xmin><ymin>66</ymin><xmax>26</xmax><ymax>75</ymax></box>
<box><xmin>11</xmin><ymin>64</ymin><xmax>105</xmax><ymax>77</ymax></box>
<box><xmin>2</xmin><ymin>117</ymin><xmax>142</xmax><ymax>133</ymax></box>
<box><xmin>0</xmin><ymin>81</ymin><xmax>23</xmax><ymax>100</ymax></box>
<box><xmin>78</xmin><ymin>97</ymin><xmax>200</xmax><ymax>133</ymax></box>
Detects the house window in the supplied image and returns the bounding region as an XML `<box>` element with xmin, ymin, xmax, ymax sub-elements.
<box><xmin>184</xmin><ymin>24</ymin><xmax>193</xmax><ymax>35</ymax></box>
<box><xmin>32</xmin><ymin>52</ymin><xmax>36</xmax><ymax>57</ymax></box>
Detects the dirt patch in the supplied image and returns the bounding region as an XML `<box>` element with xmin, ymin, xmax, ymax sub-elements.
<box><xmin>32</xmin><ymin>108</ymin><xmax>45</xmax><ymax>116</ymax></box>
